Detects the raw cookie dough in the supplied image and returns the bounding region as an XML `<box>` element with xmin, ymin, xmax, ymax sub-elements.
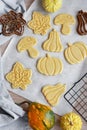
<box><xmin>17</xmin><ymin>36</ymin><xmax>39</xmax><ymax>58</ymax></box>
<box><xmin>37</xmin><ymin>54</ymin><xmax>63</xmax><ymax>76</ymax></box>
<box><xmin>64</xmin><ymin>42</ymin><xmax>87</xmax><ymax>64</ymax></box>
<box><xmin>28</xmin><ymin>11</ymin><xmax>51</xmax><ymax>35</ymax></box>
<box><xmin>42</xmin><ymin>83</ymin><xmax>66</xmax><ymax>106</ymax></box>
<box><xmin>6</xmin><ymin>62</ymin><xmax>32</xmax><ymax>90</ymax></box>
<box><xmin>43</xmin><ymin>29</ymin><xmax>63</xmax><ymax>52</ymax></box>
<box><xmin>54</xmin><ymin>13</ymin><xmax>75</xmax><ymax>35</ymax></box>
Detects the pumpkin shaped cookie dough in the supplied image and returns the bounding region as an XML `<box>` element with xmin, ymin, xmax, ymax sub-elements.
<box><xmin>64</xmin><ymin>42</ymin><xmax>87</xmax><ymax>64</ymax></box>
<box><xmin>42</xmin><ymin>0</ymin><xmax>62</xmax><ymax>13</ymax></box>
<box><xmin>17</xmin><ymin>36</ymin><xmax>39</xmax><ymax>58</ymax></box>
<box><xmin>28</xmin><ymin>12</ymin><xmax>51</xmax><ymax>35</ymax></box>
<box><xmin>54</xmin><ymin>14</ymin><xmax>75</xmax><ymax>35</ymax></box>
<box><xmin>6</xmin><ymin>62</ymin><xmax>32</xmax><ymax>90</ymax></box>
<box><xmin>37</xmin><ymin>54</ymin><xmax>63</xmax><ymax>76</ymax></box>
<box><xmin>42</xmin><ymin>83</ymin><xmax>66</xmax><ymax>106</ymax></box>
<box><xmin>43</xmin><ymin>29</ymin><xmax>63</xmax><ymax>52</ymax></box>
<box><xmin>60</xmin><ymin>112</ymin><xmax>82</xmax><ymax>130</ymax></box>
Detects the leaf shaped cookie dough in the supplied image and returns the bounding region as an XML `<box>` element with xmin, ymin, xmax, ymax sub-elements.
<box><xmin>37</xmin><ymin>54</ymin><xmax>63</xmax><ymax>76</ymax></box>
<box><xmin>28</xmin><ymin>12</ymin><xmax>51</xmax><ymax>35</ymax></box>
<box><xmin>64</xmin><ymin>42</ymin><xmax>87</xmax><ymax>64</ymax></box>
<box><xmin>43</xmin><ymin>29</ymin><xmax>63</xmax><ymax>52</ymax></box>
<box><xmin>17</xmin><ymin>36</ymin><xmax>39</xmax><ymax>58</ymax></box>
<box><xmin>6</xmin><ymin>62</ymin><xmax>32</xmax><ymax>90</ymax></box>
<box><xmin>42</xmin><ymin>83</ymin><xmax>66</xmax><ymax>106</ymax></box>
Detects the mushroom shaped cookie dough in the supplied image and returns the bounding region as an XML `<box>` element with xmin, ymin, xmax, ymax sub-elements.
<box><xmin>54</xmin><ymin>14</ymin><xmax>75</xmax><ymax>35</ymax></box>
<box><xmin>37</xmin><ymin>54</ymin><xmax>63</xmax><ymax>76</ymax></box>
<box><xmin>42</xmin><ymin>83</ymin><xmax>66</xmax><ymax>106</ymax></box>
<box><xmin>28</xmin><ymin>12</ymin><xmax>51</xmax><ymax>35</ymax></box>
<box><xmin>43</xmin><ymin>29</ymin><xmax>63</xmax><ymax>52</ymax></box>
<box><xmin>64</xmin><ymin>42</ymin><xmax>87</xmax><ymax>64</ymax></box>
<box><xmin>6</xmin><ymin>62</ymin><xmax>32</xmax><ymax>90</ymax></box>
<box><xmin>17</xmin><ymin>36</ymin><xmax>39</xmax><ymax>58</ymax></box>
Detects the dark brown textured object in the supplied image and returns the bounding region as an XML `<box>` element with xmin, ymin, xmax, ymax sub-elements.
<box><xmin>77</xmin><ymin>10</ymin><xmax>87</xmax><ymax>35</ymax></box>
<box><xmin>0</xmin><ymin>10</ymin><xmax>26</xmax><ymax>36</ymax></box>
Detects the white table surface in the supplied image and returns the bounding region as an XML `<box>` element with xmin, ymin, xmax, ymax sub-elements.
<box><xmin>0</xmin><ymin>0</ymin><xmax>87</xmax><ymax>130</ymax></box>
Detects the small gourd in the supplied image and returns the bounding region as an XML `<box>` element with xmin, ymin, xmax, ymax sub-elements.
<box><xmin>43</xmin><ymin>29</ymin><xmax>63</xmax><ymax>52</ymax></box>
<box><xmin>42</xmin><ymin>0</ymin><xmax>62</xmax><ymax>13</ymax></box>
<box><xmin>59</xmin><ymin>112</ymin><xmax>82</xmax><ymax>130</ymax></box>
<box><xmin>28</xmin><ymin>102</ymin><xmax>55</xmax><ymax>130</ymax></box>
<box><xmin>64</xmin><ymin>42</ymin><xmax>87</xmax><ymax>64</ymax></box>
<box><xmin>37</xmin><ymin>54</ymin><xmax>63</xmax><ymax>76</ymax></box>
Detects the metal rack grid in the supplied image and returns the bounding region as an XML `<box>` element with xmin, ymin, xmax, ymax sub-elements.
<box><xmin>64</xmin><ymin>73</ymin><xmax>87</xmax><ymax>122</ymax></box>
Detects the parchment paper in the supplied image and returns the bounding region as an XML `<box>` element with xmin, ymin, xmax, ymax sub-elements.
<box><xmin>2</xmin><ymin>0</ymin><xmax>87</xmax><ymax>116</ymax></box>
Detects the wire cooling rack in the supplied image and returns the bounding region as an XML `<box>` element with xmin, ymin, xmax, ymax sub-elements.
<box><xmin>64</xmin><ymin>73</ymin><xmax>87</xmax><ymax>122</ymax></box>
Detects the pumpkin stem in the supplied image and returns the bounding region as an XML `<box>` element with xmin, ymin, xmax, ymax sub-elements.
<box><xmin>46</xmin><ymin>53</ymin><xmax>50</xmax><ymax>58</ymax></box>
<box><xmin>67</xmin><ymin>43</ymin><xmax>72</xmax><ymax>47</ymax></box>
<box><xmin>52</xmin><ymin>29</ymin><xmax>55</xmax><ymax>32</ymax></box>
<box><xmin>70</xmin><ymin>121</ymin><xmax>73</xmax><ymax>126</ymax></box>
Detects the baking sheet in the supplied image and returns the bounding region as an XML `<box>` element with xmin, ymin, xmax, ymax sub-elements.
<box><xmin>2</xmin><ymin>0</ymin><xmax>87</xmax><ymax>117</ymax></box>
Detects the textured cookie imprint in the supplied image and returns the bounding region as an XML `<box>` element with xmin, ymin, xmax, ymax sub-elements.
<box><xmin>37</xmin><ymin>54</ymin><xmax>63</xmax><ymax>76</ymax></box>
<box><xmin>28</xmin><ymin>12</ymin><xmax>51</xmax><ymax>35</ymax></box>
<box><xmin>6</xmin><ymin>62</ymin><xmax>32</xmax><ymax>90</ymax></box>
<box><xmin>54</xmin><ymin>14</ymin><xmax>75</xmax><ymax>35</ymax></box>
<box><xmin>17</xmin><ymin>36</ymin><xmax>39</xmax><ymax>58</ymax></box>
<box><xmin>43</xmin><ymin>29</ymin><xmax>63</xmax><ymax>52</ymax></box>
<box><xmin>64</xmin><ymin>42</ymin><xmax>87</xmax><ymax>64</ymax></box>
<box><xmin>42</xmin><ymin>83</ymin><xmax>66</xmax><ymax>106</ymax></box>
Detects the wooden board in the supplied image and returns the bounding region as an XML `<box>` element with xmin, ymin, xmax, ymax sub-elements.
<box><xmin>9</xmin><ymin>91</ymin><xmax>87</xmax><ymax>129</ymax></box>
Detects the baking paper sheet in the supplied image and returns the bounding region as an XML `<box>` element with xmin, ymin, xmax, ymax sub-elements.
<box><xmin>2</xmin><ymin>0</ymin><xmax>87</xmax><ymax>117</ymax></box>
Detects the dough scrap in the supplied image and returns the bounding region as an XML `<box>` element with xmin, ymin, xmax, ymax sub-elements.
<box><xmin>43</xmin><ymin>29</ymin><xmax>63</xmax><ymax>52</ymax></box>
<box><xmin>64</xmin><ymin>42</ymin><xmax>87</xmax><ymax>64</ymax></box>
<box><xmin>17</xmin><ymin>36</ymin><xmax>39</xmax><ymax>58</ymax></box>
<box><xmin>37</xmin><ymin>54</ymin><xmax>63</xmax><ymax>76</ymax></box>
<box><xmin>6</xmin><ymin>62</ymin><xmax>32</xmax><ymax>90</ymax></box>
<box><xmin>42</xmin><ymin>83</ymin><xmax>66</xmax><ymax>106</ymax></box>
<box><xmin>28</xmin><ymin>11</ymin><xmax>51</xmax><ymax>35</ymax></box>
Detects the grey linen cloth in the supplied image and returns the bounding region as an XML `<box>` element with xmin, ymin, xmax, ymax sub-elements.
<box><xmin>0</xmin><ymin>0</ymin><xmax>27</xmax><ymax>127</ymax></box>
<box><xmin>0</xmin><ymin>51</ymin><xmax>25</xmax><ymax>127</ymax></box>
